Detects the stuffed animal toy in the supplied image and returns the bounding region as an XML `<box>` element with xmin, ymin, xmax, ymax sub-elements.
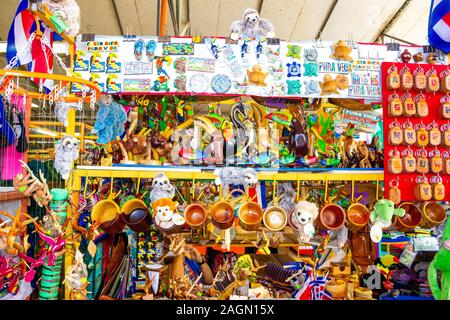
<box><xmin>64</xmin><ymin>250</ymin><xmax>88</xmax><ymax>300</ymax></box>
<box><xmin>150</xmin><ymin>173</ymin><xmax>176</xmax><ymax>203</ymax></box>
<box><xmin>41</xmin><ymin>0</ymin><xmax>81</xmax><ymax>36</ymax></box>
<box><xmin>214</xmin><ymin>167</ymin><xmax>257</xmax><ymax>188</ymax></box>
<box><xmin>54</xmin><ymin>102</ymin><xmax>80</xmax><ymax>127</ymax></box>
<box><xmin>54</xmin><ymin>135</ymin><xmax>80</xmax><ymax>180</ymax></box>
<box><xmin>247</xmin><ymin>65</ymin><xmax>268</xmax><ymax>86</ymax></box>
<box><xmin>93</xmin><ymin>95</ymin><xmax>127</xmax><ymax>145</ymax></box>
<box><xmin>151</xmin><ymin>198</ymin><xmax>184</xmax><ymax>231</ymax></box>
<box><xmin>230</xmin><ymin>8</ymin><xmax>275</xmax><ymax>40</ymax></box>
<box><xmin>369</xmin><ymin>199</ymin><xmax>405</xmax><ymax>243</ymax></box>
<box><xmin>277</xmin><ymin>183</ymin><xmax>296</xmax><ymax>214</ymax></box>
<box><xmin>428</xmin><ymin>217</ymin><xmax>450</xmax><ymax>300</ymax></box>
<box><xmin>291</xmin><ymin>201</ymin><xmax>319</xmax><ymax>243</ymax></box>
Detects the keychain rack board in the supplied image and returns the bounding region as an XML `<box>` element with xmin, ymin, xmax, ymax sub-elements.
<box><xmin>382</xmin><ymin>62</ymin><xmax>450</xmax><ymax>201</ymax></box>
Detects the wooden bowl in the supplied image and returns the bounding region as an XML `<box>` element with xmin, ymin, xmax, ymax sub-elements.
<box><xmin>184</xmin><ymin>204</ymin><xmax>208</xmax><ymax>229</ymax></box>
<box><xmin>100</xmin><ymin>213</ymin><xmax>125</xmax><ymax>234</ymax></box>
<box><xmin>92</xmin><ymin>199</ymin><xmax>120</xmax><ymax>224</ymax></box>
<box><xmin>325</xmin><ymin>279</ymin><xmax>347</xmax><ymax>299</ymax></box>
<box><xmin>211</xmin><ymin>201</ymin><xmax>235</xmax><ymax>230</ymax></box>
<box><xmin>121</xmin><ymin>198</ymin><xmax>152</xmax><ymax>233</ymax></box>
<box><xmin>238</xmin><ymin>202</ymin><xmax>263</xmax><ymax>231</ymax></box>
<box><xmin>346</xmin><ymin>203</ymin><xmax>370</xmax><ymax>232</ymax></box>
<box><xmin>394</xmin><ymin>202</ymin><xmax>422</xmax><ymax>232</ymax></box>
<box><xmin>421</xmin><ymin>202</ymin><xmax>447</xmax><ymax>228</ymax></box>
<box><xmin>263</xmin><ymin>206</ymin><xmax>288</xmax><ymax>231</ymax></box>
<box><xmin>319</xmin><ymin>204</ymin><xmax>346</xmax><ymax>230</ymax></box>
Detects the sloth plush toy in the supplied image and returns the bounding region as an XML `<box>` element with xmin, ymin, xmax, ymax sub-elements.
<box><xmin>54</xmin><ymin>135</ymin><xmax>80</xmax><ymax>180</ymax></box>
<box><xmin>230</xmin><ymin>8</ymin><xmax>275</xmax><ymax>40</ymax></box>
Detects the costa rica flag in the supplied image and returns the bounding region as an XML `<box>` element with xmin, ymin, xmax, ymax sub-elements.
<box><xmin>429</xmin><ymin>0</ymin><xmax>450</xmax><ymax>53</ymax></box>
<box><xmin>6</xmin><ymin>0</ymin><xmax>63</xmax><ymax>92</ymax></box>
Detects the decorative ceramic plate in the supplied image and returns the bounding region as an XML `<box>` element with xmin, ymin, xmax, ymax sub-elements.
<box><xmin>189</xmin><ymin>73</ymin><xmax>209</xmax><ymax>93</ymax></box>
<box><xmin>211</xmin><ymin>74</ymin><xmax>232</xmax><ymax>94</ymax></box>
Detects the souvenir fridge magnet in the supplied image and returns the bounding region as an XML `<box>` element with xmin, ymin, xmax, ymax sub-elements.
<box><xmin>189</xmin><ymin>74</ymin><xmax>210</xmax><ymax>93</ymax></box>
<box><xmin>187</xmin><ymin>57</ymin><xmax>216</xmax><ymax>73</ymax></box>
<box><xmin>134</xmin><ymin>39</ymin><xmax>145</xmax><ymax>60</ymax></box>
<box><xmin>211</xmin><ymin>74</ymin><xmax>232</xmax><ymax>94</ymax></box>
<box><xmin>174</xmin><ymin>75</ymin><xmax>187</xmax><ymax>92</ymax></box>
<box><xmin>335</xmin><ymin>75</ymin><xmax>349</xmax><ymax>90</ymax></box>
<box><xmin>286</xmin><ymin>61</ymin><xmax>301</xmax><ymax>77</ymax></box>
<box><xmin>388</xmin><ymin>149</ymin><xmax>403</xmax><ymax>174</ymax></box>
<box><xmin>286</xmin><ymin>80</ymin><xmax>301</xmax><ymax>95</ymax></box>
<box><xmin>174</xmin><ymin>57</ymin><xmax>187</xmax><ymax>74</ymax></box>
<box><xmin>389</xmin><ymin>121</ymin><xmax>403</xmax><ymax>146</ymax></box>
<box><xmin>330</xmin><ymin>40</ymin><xmax>353</xmax><ymax>61</ymax></box>
<box><xmin>268</xmin><ymin>64</ymin><xmax>284</xmax><ymax>81</ymax></box>
<box><xmin>162</xmin><ymin>43</ymin><xmax>194</xmax><ymax>55</ymax></box>
<box><xmin>74</xmin><ymin>50</ymin><xmax>89</xmax><ymax>71</ymax></box>
<box><xmin>151</xmin><ymin>76</ymin><xmax>170</xmax><ymax>92</ymax></box>
<box><xmin>286</xmin><ymin>44</ymin><xmax>302</xmax><ymax>59</ymax></box>
<box><xmin>387</xmin><ymin>65</ymin><xmax>401</xmax><ymax>90</ymax></box>
<box><xmin>388</xmin><ymin>93</ymin><xmax>403</xmax><ymax>117</ymax></box>
<box><xmin>389</xmin><ymin>179</ymin><xmax>401</xmax><ymax>205</ymax></box>
<box><xmin>304</xmin><ymin>63</ymin><xmax>318</xmax><ymax>77</ymax></box>
<box><xmin>427</xmin><ymin>68</ymin><xmax>440</xmax><ymax>93</ymax></box>
<box><xmin>90</xmin><ymin>52</ymin><xmax>106</xmax><ymax>73</ymax></box>
<box><xmin>146</xmin><ymin>40</ymin><xmax>157</xmax><ymax>60</ymax></box>
<box><xmin>304</xmin><ymin>48</ymin><xmax>318</xmax><ymax>62</ymax></box>
<box><xmin>440</xmin><ymin>96</ymin><xmax>450</xmax><ymax>119</ymax></box>
<box><xmin>256</xmin><ymin>41</ymin><xmax>263</xmax><ymax>60</ymax></box>
<box><xmin>106</xmin><ymin>74</ymin><xmax>122</xmax><ymax>93</ymax></box>
<box><xmin>106</xmin><ymin>53</ymin><xmax>121</xmax><ymax>73</ymax></box>
<box><xmin>414</xmin><ymin>67</ymin><xmax>427</xmax><ymax>91</ymax></box>
<box><xmin>241</xmin><ymin>39</ymin><xmax>250</xmax><ymax>58</ymax></box>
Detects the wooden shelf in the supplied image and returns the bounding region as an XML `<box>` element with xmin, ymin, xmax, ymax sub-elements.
<box><xmin>0</xmin><ymin>191</ymin><xmax>29</xmax><ymax>202</ymax></box>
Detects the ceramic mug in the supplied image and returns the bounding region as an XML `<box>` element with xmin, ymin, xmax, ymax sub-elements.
<box><xmin>319</xmin><ymin>204</ymin><xmax>346</xmax><ymax>230</ymax></box>
<box><xmin>393</xmin><ymin>202</ymin><xmax>422</xmax><ymax>232</ymax></box>
<box><xmin>184</xmin><ymin>203</ymin><xmax>208</xmax><ymax>229</ymax></box>
<box><xmin>263</xmin><ymin>206</ymin><xmax>288</xmax><ymax>232</ymax></box>
<box><xmin>238</xmin><ymin>201</ymin><xmax>264</xmax><ymax>231</ymax></box>
<box><xmin>91</xmin><ymin>194</ymin><xmax>125</xmax><ymax>234</ymax></box>
<box><xmin>346</xmin><ymin>203</ymin><xmax>370</xmax><ymax>232</ymax></box>
<box><xmin>420</xmin><ymin>202</ymin><xmax>447</xmax><ymax>228</ymax></box>
<box><xmin>121</xmin><ymin>198</ymin><xmax>152</xmax><ymax>233</ymax></box>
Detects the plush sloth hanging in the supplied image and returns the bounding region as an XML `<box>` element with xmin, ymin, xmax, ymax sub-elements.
<box><xmin>230</xmin><ymin>8</ymin><xmax>275</xmax><ymax>40</ymax></box>
<box><xmin>54</xmin><ymin>135</ymin><xmax>80</xmax><ymax>180</ymax></box>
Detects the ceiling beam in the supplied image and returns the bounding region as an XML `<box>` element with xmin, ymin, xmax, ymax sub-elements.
<box><xmin>373</xmin><ymin>0</ymin><xmax>413</xmax><ymax>43</ymax></box>
<box><xmin>315</xmin><ymin>0</ymin><xmax>339</xmax><ymax>40</ymax></box>
<box><xmin>111</xmin><ymin>0</ymin><xmax>124</xmax><ymax>35</ymax></box>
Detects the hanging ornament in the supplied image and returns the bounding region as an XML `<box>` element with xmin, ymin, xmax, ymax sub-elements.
<box><xmin>431</xmin><ymin>175</ymin><xmax>445</xmax><ymax>201</ymax></box>
<box><xmin>389</xmin><ymin>179</ymin><xmax>402</xmax><ymax>205</ymax></box>
<box><xmin>442</xmin><ymin>124</ymin><xmax>450</xmax><ymax>147</ymax></box>
<box><xmin>388</xmin><ymin>149</ymin><xmax>403</xmax><ymax>174</ymax></box>
<box><xmin>440</xmin><ymin>70</ymin><xmax>450</xmax><ymax>93</ymax></box>
<box><xmin>389</xmin><ymin>121</ymin><xmax>403</xmax><ymax>146</ymax></box>
<box><xmin>440</xmin><ymin>95</ymin><xmax>450</xmax><ymax>119</ymax></box>
<box><xmin>403</xmin><ymin>120</ymin><xmax>416</xmax><ymax>146</ymax></box>
<box><xmin>387</xmin><ymin>65</ymin><xmax>401</xmax><ymax>90</ymax></box>
<box><xmin>427</xmin><ymin>68</ymin><xmax>440</xmax><ymax>93</ymax></box>
<box><xmin>442</xmin><ymin>151</ymin><xmax>450</xmax><ymax>174</ymax></box>
<box><xmin>400</xmin><ymin>66</ymin><xmax>413</xmax><ymax>90</ymax></box>
<box><xmin>430</xmin><ymin>149</ymin><xmax>443</xmax><ymax>174</ymax></box>
<box><xmin>414</xmin><ymin>176</ymin><xmax>432</xmax><ymax>201</ymax></box>
<box><xmin>428</xmin><ymin>122</ymin><xmax>442</xmax><ymax>147</ymax></box>
<box><xmin>415</xmin><ymin>149</ymin><xmax>429</xmax><ymax>174</ymax></box>
<box><xmin>415</xmin><ymin>94</ymin><xmax>429</xmax><ymax>118</ymax></box>
<box><xmin>388</xmin><ymin>93</ymin><xmax>403</xmax><ymax>117</ymax></box>
<box><xmin>402</xmin><ymin>147</ymin><xmax>416</xmax><ymax>173</ymax></box>
<box><xmin>402</xmin><ymin>93</ymin><xmax>416</xmax><ymax>117</ymax></box>
<box><xmin>415</xmin><ymin>123</ymin><xmax>429</xmax><ymax>147</ymax></box>
<box><xmin>414</xmin><ymin>67</ymin><xmax>427</xmax><ymax>91</ymax></box>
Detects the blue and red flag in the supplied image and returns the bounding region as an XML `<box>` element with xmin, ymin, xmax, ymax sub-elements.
<box><xmin>6</xmin><ymin>0</ymin><xmax>62</xmax><ymax>92</ymax></box>
<box><xmin>429</xmin><ymin>0</ymin><xmax>450</xmax><ymax>53</ymax></box>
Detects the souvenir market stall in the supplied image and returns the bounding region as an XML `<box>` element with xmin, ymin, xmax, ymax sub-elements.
<box><xmin>0</xmin><ymin>0</ymin><xmax>449</xmax><ymax>301</ymax></box>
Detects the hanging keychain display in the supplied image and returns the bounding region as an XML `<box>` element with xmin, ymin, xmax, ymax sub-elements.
<box><xmin>415</xmin><ymin>94</ymin><xmax>429</xmax><ymax>118</ymax></box>
<box><xmin>402</xmin><ymin>93</ymin><xmax>416</xmax><ymax>117</ymax></box>
<box><xmin>388</xmin><ymin>179</ymin><xmax>402</xmax><ymax>205</ymax></box>
<box><xmin>427</xmin><ymin>68</ymin><xmax>440</xmax><ymax>93</ymax></box>
<box><xmin>415</xmin><ymin>123</ymin><xmax>429</xmax><ymax>147</ymax></box>
<box><xmin>430</xmin><ymin>148</ymin><xmax>443</xmax><ymax>174</ymax></box>
<box><xmin>388</xmin><ymin>149</ymin><xmax>403</xmax><ymax>174</ymax></box>
<box><xmin>428</xmin><ymin>121</ymin><xmax>442</xmax><ymax>146</ymax></box>
<box><xmin>415</xmin><ymin>149</ymin><xmax>429</xmax><ymax>174</ymax></box>
<box><xmin>388</xmin><ymin>93</ymin><xmax>403</xmax><ymax>117</ymax></box>
<box><xmin>440</xmin><ymin>95</ymin><xmax>450</xmax><ymax>119</ymax></box>
<box><xmin>389</xmin><ymin>121</ymin><xmax>403</xmax><ymax>145</ymax></box>
<box><xmin>414</xmin><ymin>66</ymin><xmax>427</xmax><ymax>91</ymax></box>
<box><xmin>387</xmin><ymin>65</ymin><xmax>401</xmax><ymax>90</ymax></box>
<box><xmin>431</xmin><ymin>175</ymin><xmax>445</xmax><ymax>201</ymax></box>
<box><xmin>414</xmin><ymin>175</ymin><xmax>432</xmax><ymax>201</ymax></box>
<box><xmin>403</xmin><ymin>120</ymin><xmax>416</xmax><ymax>146</ymax></box>
<box><xmin>402</xmin><ymin>147</ymin><xmax>416</xmax><ymax>173</ymax></box>
<box><xmin>400</xmin><ymin>66</ymin><xmax>414</xmax><ymax>90</ymax></box>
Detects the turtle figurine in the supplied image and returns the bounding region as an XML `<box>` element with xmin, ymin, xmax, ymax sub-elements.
<box><xmin>304</xmin><ymin>48</ymin><xmax>318</xmax><ymax>62</ymax></box>
<box><xmin>286</xmin><ymin>44</ymin><xmax>302</xmax><ymax>59</ymax></box>
<box><xmin>304</xmin><ymin>80</ymin><xmax>320</xmax><ymax>95</ymax></box>
<box><xmin>286</xmin><ymin>61</ymin><xmax>301</xmax><ymax>77</ymax></box>
<box><xmin>286</xmin><ymin>80</ymin><xmax>301</xmax><ymax>95</ymax></box>
<box><xmin>304</xmin><ymin>62</ymin><xmax>319</xmax><ymax>77</ymax></box>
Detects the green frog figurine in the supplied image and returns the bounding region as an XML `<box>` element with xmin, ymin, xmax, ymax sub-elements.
<box><xmin>369</xmin><ymin>199</ymin><xmax>405</xmax><ymax>243</ymax></box>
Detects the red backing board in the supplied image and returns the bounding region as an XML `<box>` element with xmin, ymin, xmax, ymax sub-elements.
<box><xmin>382</xmin><ymin>62</ymin><xmax>450</xmax><ymax>201</ymax></box>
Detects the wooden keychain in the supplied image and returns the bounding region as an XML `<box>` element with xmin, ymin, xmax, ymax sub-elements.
<box><xmin>415</xmin><ymin>123</ymin><xmax>429</xmax><ymax>147</ymax></box>
<box><xmin>414</xmin><ymin>175</ymin><xmax>433</xmax><ymax>201</ymax></box>
<box><xmin>414</xmin><ymin>66</ymin><xmax>427</xmax><ymax>91</ymax></box>
<box><xmin>414</xmin><ymin>94</ymin><xmax>429</xmax><ymax>118</ymax></box>
<box><xmin>427</xmin><ymin>67</ymin><xmax>440</xmax><ymax>93</ymax></box>
<box><xmin>388</xmin><ymin>178</ymin><xmax>402</xmax><ymax>205</ymax></box>
<box><xmin>403</xmin><ymin>120</ymin><xmax>416</xmax><ymax>146</ymax></box>
<box><xmin>402</xmin><ymin>147</ymin><xmax>416</xmax><ymax>173</ymax></box>
<box><xmin>402</xmin><ymin>93</ymin><xmax>416</xmax><ymax>117</ymax></box>
<box><xmin>416</xmin><ymin>148</ymin><xmax>429</xmax><ymax>174</ymax></box>
<box><xmin>389</xmin><ymin>120</ymin><xmax>404</xmax><ymax>146</ymax></box>
<box><xmin>400</xmin><ymin>66</ymin><xmax>414</xmax><ymax>90</ymax></box>
<box><xmin>442</xmin><ymin>124</ymin><xmax>450</xmax><ymax>147</ymax></box>
<box><xmin>430</xmin><ymin>148</ymin><xmax>443</xmax><ymax>174</ymax></box>
<box><xmin>442</xmin><ymin>151</ymin><xmax>450</xmax><ymax>174</ymax></box>
<box><xmin>440</xmin><ymin>69</ymin><xmax>450</xmax><ymax>93</ymax></box>
<box><xmin>388</xmin><ymin>149</ymin><xmax>403</xmax><ymax>174</ymax></box>
<box><xmin>387</xmin><ymin>65</ymin><xmax>401</xmax><ymax>90</ymax></box>
<box><xmin>388</xmin><ymin>93</ymin><xmax>403</xmax><ymax>117</ymax></box>
<box><xmin>440</xmin><ymin>95</ymin><xmax>450</xmax><ymax>119</ymax></box>
<box><xmin>431</xmin><ymin>175</ymin><xmax>445</xmax><ymax>201</ymax></box>
<box><xmin>428</xmin><ymin>121</ymin><xmax>442</xmax><ymax>147</ymax></box>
